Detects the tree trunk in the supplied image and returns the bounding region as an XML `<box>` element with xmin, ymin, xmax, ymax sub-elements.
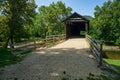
<box><xmin>10</xmin><ymin>34</ymin><xmax>14</xmax><ymax>49</ymax></box>
<box><xmin>4</xmin><ymin>37</ymin><xmax>10</xmax><ymax>48</ymax></box>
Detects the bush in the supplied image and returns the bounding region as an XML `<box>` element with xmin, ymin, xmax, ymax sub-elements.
<box><xmin>116</xmin><ymin>37</ymin><xmax>120</xmax><ymax>48</ymax></box>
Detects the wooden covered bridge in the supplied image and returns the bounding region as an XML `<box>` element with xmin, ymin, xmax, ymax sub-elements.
<box><xmin>63</xmin><ymin>12</ymin><xmax>89</xmax><ymax>39</ymax></box>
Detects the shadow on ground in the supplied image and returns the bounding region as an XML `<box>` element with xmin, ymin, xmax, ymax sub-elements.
<box><xmin>0</xmin><ymin>47</ymin><xmax>103</xmax><ymax>80</ymax></box>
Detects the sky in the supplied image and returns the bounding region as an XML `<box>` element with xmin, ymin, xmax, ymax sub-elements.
<box><xmin>35</xmin><ymin>0</ymin><xmax>108</xmax><ymax>17</ymax></box>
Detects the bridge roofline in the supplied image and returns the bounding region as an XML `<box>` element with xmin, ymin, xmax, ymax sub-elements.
<box><xmin>63</xmin><ymin>12</ymin><xmax>89</xmax><ymax>22</ymax></box>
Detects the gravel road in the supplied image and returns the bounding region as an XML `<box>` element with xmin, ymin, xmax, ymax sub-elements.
<box><xmin>0</xmin><ymin>38</ymin><xmax>104</xmax><ymax>80</ymax></box>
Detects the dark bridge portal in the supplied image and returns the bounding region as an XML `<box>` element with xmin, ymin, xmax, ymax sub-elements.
<box><xmin>63</xmin><ymin>12</ymin><xmax>89</xmax><ymax>39</ymax></box>
<box><xmin>69</xmin><ymin>22</ymin><xmax>85</xmax><ymax>36</ymax></box>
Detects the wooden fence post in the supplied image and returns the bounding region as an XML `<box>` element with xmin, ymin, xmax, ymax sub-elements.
<box><xmin>34</xmin><ymin>39</ymin><xmax>36</xmax><ymax>50</ymax></box>
<box><xmin>86</xmin><ymin>35</ymin><xmax>103</xmax><ymax>67</ymax></box>
<box><xmin>99</xmin><ymin>43</ymin><xmax>103</xmax><ymax>66</ymax></box>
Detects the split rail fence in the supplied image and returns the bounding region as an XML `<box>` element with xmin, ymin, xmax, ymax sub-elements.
<box><xmin>86</xmin><ymin>35</ymin><xmax>103</xmax><ymax>66</ymax></box>
<box><xmin>12</xmin><ymin>34</ymin><xmax>66</xmax><ymax>50</ymax></box>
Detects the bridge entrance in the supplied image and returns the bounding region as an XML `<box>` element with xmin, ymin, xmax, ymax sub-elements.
<box><xmin>63</xmin><ymin>12</ymin><xmax>89</xmax><ymax>39</ymax></box>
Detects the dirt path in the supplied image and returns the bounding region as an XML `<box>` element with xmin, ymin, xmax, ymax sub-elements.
<box><xmin>0</xmin><ymin>38</ymin><xmax>104</xmax><ymax>80</ymax></box>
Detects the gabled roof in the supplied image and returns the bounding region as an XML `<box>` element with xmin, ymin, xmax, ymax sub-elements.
<box><xmin>63</xmin><ymin>12</ymin><xmax>89</xmax><ymax>22</ymax></box>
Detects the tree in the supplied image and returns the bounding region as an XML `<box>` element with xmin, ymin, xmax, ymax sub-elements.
<box><xmin>90</xmin><ymin>0</ymin><xmax>120</xmax><ymax>45</ymax></box>
<box><xmin>34</xmin><ymin>1</ymin><xmax>72</xmax><ymax>38</ymax></box>
<box><xmin>0</xmin><ymin>15</ymin><xmax>9</xmax><ymax>43</ymax></box>
<box><xmin>0</xmin><ymin>0</ymin><xmax>37</xmax><ymax>48</ymax></box>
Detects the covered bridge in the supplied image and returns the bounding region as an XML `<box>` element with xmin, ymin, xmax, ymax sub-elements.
<box><xmin>63</xmin><ymin>12</ymin><xmax>89</xmax><ymax>39</ymax></box>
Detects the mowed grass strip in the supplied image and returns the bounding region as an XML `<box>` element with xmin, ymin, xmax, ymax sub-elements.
<box><xmin>0</xmin><ymin>47</ymin><xmax>31</xmax><ymax>68</ymax></box>
<box><xmin>103</xmin><ymin>49</ymin><xmax>120</xmax><ymax>73</ymax></box>
<box><xmin>0</xmin><ymin>47</ymin><xmax>20</xmax><ymax>67</ymax></box>
<box><xmin>104</xmin><ymin>59</ymin><xmax>120</xmax><ymax>73</ymax></box>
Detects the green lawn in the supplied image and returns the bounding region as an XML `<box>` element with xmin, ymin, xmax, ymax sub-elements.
<box><xmin>0</xmin><ymin>47</ymin><xmax>31</xmax><ymax>68</ymax></box>
<box><xmin>104</xmin><ymin>59</ymin><xmax>120</xmax><ymax>73</ymax></box>
<box><xmin>103</xmin><ymin>45</ymin><xmax>120</xmax><ymax>72</ymax></box>
<box><xmin>0</xmin><ymin>47</ymin><xmax>21</xmax><ymax>67</ymax></box>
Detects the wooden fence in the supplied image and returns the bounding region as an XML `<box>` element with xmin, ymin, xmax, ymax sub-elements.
<box><xmin>1</xmin><ymin>34</ymin><xmax>65</xmax><ymax>52</ymax></box>
<box><xmin>33</xmin><ymin>34</ymin><xmax>65</xmax><ymax>49</ymax></box>
<box><xmin>46</xmin><ymin>34</ymin><xmax>65</xmax><ymax>42</ymax></box>
<box><xmin>86</xmin><ymin>35</ymin><xmax>103</xmax><ymax>66</ymax></box>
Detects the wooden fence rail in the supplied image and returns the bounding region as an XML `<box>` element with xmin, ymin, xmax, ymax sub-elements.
<box><xmin>46</xmin><ymin>34</ymin><xmax>65</xmax><ymax>42</ymax></box>
<box><xmin>86</xmin><ymin>35</ymin><xmax>103</xmax><ymax>66</ymax></box>
<box><xmin>0</xmin><ymin>34</ymin><xmax>65</xmax><ymax>50</ymax></box>
<box><xmin>0</xmin><ymin>34</ymin><xmax>65</xmax><ymax>55</ymax></box>
<box><xmin>35</xmin><ymin>34</ymin><xmax>65</xmax><ymax>48</ymax></box>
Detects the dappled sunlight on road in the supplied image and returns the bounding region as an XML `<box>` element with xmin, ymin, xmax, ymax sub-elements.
<box><xmin>50</xmin><ymin>72</ymin><xmax>59</xmax><ymax>77</ymax></box>
<box><xmin>0</xmin><ymin>38</ymin><xmax>103</xmax><ymax>80</ymax></box>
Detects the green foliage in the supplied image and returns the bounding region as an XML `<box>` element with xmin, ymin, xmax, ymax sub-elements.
<box><xmin>0</xmin><ymin>0</ymin><xmax>37</xmax><ymax>47</ymax></box>
<box><xmin>90</xmin><ymin>0</ymin><xmax>120</xmax><ymax>44</ymax></box>
<box><xmin>0</xmin><ymin>47</ymin><xmax>20</xmax><ymax>67</ymax></box>
<box><xmin>0</xmin><ymin>1</ymin><xmax>71</xmax><ymax>47</ymax></box>
<box><xmin>116</xmin><ymin>37</ymin><xmax>120</xmax><ymax>48</ymax></box>
<box><xmin>0</xmin><ymin>47</ymin><xmax>32</xmax><ymax>67</ymax></box>
<box><xmin>0</xmin><ymin>15</ymin><xmax>9</xmax><ymax>42</ymax></box>
<box><xmin>34</xmin><ymin>1</ymin><xmax>72</xmax><ymax>38</ymax></box>
<box><xmin>14</xmin><ymin>50</ymin><xmax>32</xmax><ymax>58</ymax></box>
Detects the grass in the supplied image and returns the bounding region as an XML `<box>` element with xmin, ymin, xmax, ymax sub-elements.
<box><xmin>103</xmin><ymin>45</ymin><xmax>120</xmax><ymax>73</ymax></box>
<box><xmin>15</xmin><ymin>50</ymin><xmax>32</xmax><ymax>58</ymax></box>
<box><xmin>0</xmin><ymin>37</ymin><xmax>61</xmax><ymax>68</ymax></box>
<box><xmin>61</xmin><ymin>74</ymin><xmax>116</xmax><ymax>80</ymax></box>
<box><xmin>103</xmin><ymin>50</ymin><xmax>120</xmax><ymax>60</ymax></box>
<box><xmin>103</xmin><ymin>52</ymin><xmax>120</xmax><ymax>76</ymax></box>
<box><xmin>104</xmin><ymin>59</ymin><xmax>120</xmax><ymax>73</ymax></box>
<box><xmin>86</xmin><ymin>75</ymin><xmax>116</xmax><ymax>80</ymax></box>
<box><xmin>0</xmin><ymin>47</ymin><xmax>31</xmax><ymax>68</ymax></box>
<box><xmin>104</xmin><ymin>50</ymin><xmax>120</xmax><ymax>54</ymax></box>
<box><xmin>103</xmin><ymin>50</ymin><xmax>120</xmax><ymax>73</ymax></box>
<box><xmin>0</xmin><ymin>47</ymin><xmax>20</xmax><ymax>67</ymax></box>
